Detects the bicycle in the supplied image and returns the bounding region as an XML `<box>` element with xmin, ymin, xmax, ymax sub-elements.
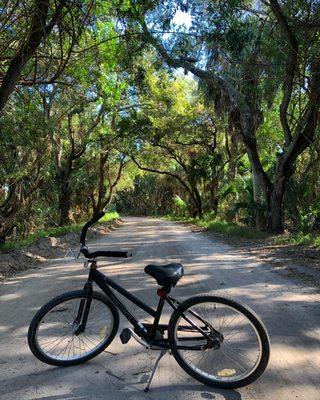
<box><xmin>28</xmin><ymin>211</ymin><xmax>270</xmax><ymax>392</ymax></box>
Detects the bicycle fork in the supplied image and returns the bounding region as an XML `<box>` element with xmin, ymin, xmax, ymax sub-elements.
<box><xmin>74</xmin><ymin>262</ymin><xmax>95</xmax><ymax>335</ymax></box>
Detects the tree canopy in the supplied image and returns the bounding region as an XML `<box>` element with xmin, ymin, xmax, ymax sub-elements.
<box><xmin>1</xmin><ymin>0</ymin><xmax>320</xmax><ymax>243</ymax></box>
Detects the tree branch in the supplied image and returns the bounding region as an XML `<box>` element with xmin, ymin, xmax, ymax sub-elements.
<box><xmin>139</xmin><ymin>19</ymin><xmax>253</xmax><ymax>137</ymax></box>
<box><xmin>267</xmin><ymin>0</ymin><xmax>299</xmax><ymax>146</ymax></box>
<box><xmin>0</xmin><ymin>0</ymin><xmax>67</xmax><ymax>113</ymax></box>
<box><xmin>129</xmin><ymin>154</ymin><xmax>198</xmax><ymax>205</ymax></box>
<box><xmin>103</xmin><ymin>158</ymin><xmax>127</xmax><ymax>208</ymax></box>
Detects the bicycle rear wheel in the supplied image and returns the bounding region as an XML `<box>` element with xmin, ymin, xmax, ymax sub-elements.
<box><xmin>168</xmin><ymin>295</ymin><xmax>270</xmax><ymax>389</ymax></box>
<box><xmin>28</xmin><ymin>290</ymin><xmax>119</xmax><ymax>366</ymax></box>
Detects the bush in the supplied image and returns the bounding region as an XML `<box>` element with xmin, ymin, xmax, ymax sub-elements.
<box><xmin>172</xmin><ymin>195</ymin><xmax>188</xmax><ymax>217</ymax></box>
<box><xmin>165</xmin><ymin>213</ymin><xmax>268</xmax><ymax>239</ymax></box>
<box><xmin>0</xmin><ymin>212</ymin><xmax>119</xmax><ymax>251</ymax></box>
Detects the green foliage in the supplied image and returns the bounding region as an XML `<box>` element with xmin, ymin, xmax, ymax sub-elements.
<box><xmin>1</xmin><ymin>0</ymin><xmax>320</xmax><ymax>245</ymax></box>
<box><xmin>100</xmin><ymin>211</ymin><xmax>119</xmax><ymax>223</ymax></box>
<box><xmin>165</xmin><ymin>214</ymin><xmax>268</xmax><ymax>239</ymax></box>
<box><xmin>116</xmin><ymin>174</ymin><xmax>174</xmax><ymax>216</ymax></box>
<box><xmin>0</xmin><ymin>212</ymin><xmax>119</xmax><ymax>251</ymax></box>
<box><xmin>273</xmin><ymin>232</ymin><xmax>320</xmax><ymax>248</ymax></box>
<box><xmin>172</xmin><ymin>195</ymin><xmax>188</xmax><ymax>217</ymax></box>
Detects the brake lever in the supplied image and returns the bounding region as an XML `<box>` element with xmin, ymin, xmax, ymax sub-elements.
<box><xmin>78</xmin><ymin>245</ymin><xmax>88</xmax><ymax>259</ymax></box>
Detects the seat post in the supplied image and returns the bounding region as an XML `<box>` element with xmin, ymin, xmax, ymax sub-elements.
<box><xmin>150</xmin><ymin>286</ymin><xmax>170</xmax><ymax>339</ymax></box>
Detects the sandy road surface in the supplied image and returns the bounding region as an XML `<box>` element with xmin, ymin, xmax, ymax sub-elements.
<box><xmin>0</xmin><ymin>217</ymin><xmax>319</xmax><ymax>400</ymax></box>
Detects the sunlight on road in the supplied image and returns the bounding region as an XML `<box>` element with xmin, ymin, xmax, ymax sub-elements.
<box><xmin>0</xmin><ymin>218</ymin><xmax>319</xmax><ymax>400</ymax></box>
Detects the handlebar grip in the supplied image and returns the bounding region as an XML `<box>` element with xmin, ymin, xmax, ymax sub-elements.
<box><xmin>106</xmin><ymin>251</ymin><xmax>132</xmax><ymax>258</ymax></box>
<box><xmin>81</xmin><ymin>248</ymin><xmax>132</xmax><ymax>258</ymax></box>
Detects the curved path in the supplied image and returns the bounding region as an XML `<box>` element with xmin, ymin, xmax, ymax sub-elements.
<box><xmin>0</xmin><ymin>217</ymin><xmax>319</xmax><ymax>400</ymax></box>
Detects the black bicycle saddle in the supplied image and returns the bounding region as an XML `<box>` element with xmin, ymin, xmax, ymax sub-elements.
<box><xmin>144</xmin><ymin>263</ymin><xmax>184</xmax><ymax>287</ymax></box>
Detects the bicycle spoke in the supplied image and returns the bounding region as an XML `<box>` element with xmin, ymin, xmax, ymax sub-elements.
<box><xmin>35</xmin><ymin>296</ymin><xmax>114</xmax><ymax>362</ymax></box>
<box><xmin>174</xmin><ymin>301</ymin><xmax>262</xmax><ymax>382</ymax></box>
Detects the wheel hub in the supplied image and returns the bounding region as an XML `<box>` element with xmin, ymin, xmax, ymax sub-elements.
<box><xmin>204</xmin><ymin>331</ymin><xmax>224</xmax><ymax>350</ymax></box>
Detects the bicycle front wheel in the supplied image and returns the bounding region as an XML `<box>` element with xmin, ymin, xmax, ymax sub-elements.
<box><xmin>168</xmin><ymin>296</ymin><xmax>270</xmax><ymax>389</ymax></box>
<box><xmin>28</xmin><ymin>290</ymin><xmax>119</xmax><ymax>366</ymax></box>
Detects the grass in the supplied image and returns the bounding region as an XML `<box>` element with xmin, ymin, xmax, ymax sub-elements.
<box><xmin>99</xmin><ymin>211</ymin><xmax>119</xmax><ymax>223</ymax></box>
<box><xmin>0</xmin><ymin>211</ymin><xmax>119</xmax><ymax>251</ymax></box>
<box><xmin>166</xmin><ymin>214</ymin><xmax>320</xmax><ymax>247</ymax></box>
<box><xmin>165</xmin><ymin>214</ymin><xmax>268</xmax><ymax>240</ymax></box>
<box><xmin>273</xmin><ymin>231</ymin><xmax>320</xmax><ymax>247</ymax></box>
<box><xmin>5</xmin><ymin>210</ymin><xmax>319</xmax><ymax>251</ymax></box>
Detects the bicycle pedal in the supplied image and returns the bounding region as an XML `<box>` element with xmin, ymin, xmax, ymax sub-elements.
<box><xmin>120</xmin><ymin>328</ymin><xmax>132</xmax><ymax>344</ymax></box>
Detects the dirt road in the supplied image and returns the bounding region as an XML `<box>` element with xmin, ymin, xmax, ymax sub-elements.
<box><xmin>0</xmin><ymin>217</ymin><xmax>319</xmax><ymax>400</ymax></box>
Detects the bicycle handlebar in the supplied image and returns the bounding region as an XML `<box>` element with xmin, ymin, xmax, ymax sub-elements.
<box><xmin>80</xmin><ymin>211</ymin><xmax>105</xmax><ymax>246</ymax></box>
<box><xmin>79</xmin><ymin>211</ymin><xmax>132</xmax><ymax>259</ymax></box>
<box><xmin>81</xmin><ymin>247</ymin><xmax>132</xmax><ymax>259</ymax></box>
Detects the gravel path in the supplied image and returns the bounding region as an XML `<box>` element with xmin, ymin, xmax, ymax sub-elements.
<box><xmin>0</xmin><ymin>217</ymin><xmax>319</xmax><ymax>400</ymax></box>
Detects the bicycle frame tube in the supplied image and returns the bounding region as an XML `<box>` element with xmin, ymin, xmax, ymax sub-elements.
<box><xmin>92</xmin><ymin>268</ymin><xmax>158</xmax><ymax>336</ymax></box>
<box><xmin>85</xmin><ymin>266</ymin><xmax>214</xmax><ymax>349</ymax></box>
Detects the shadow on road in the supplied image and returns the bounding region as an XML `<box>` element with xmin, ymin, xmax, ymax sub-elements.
<box><xmin>1</xmin><ymin>217</ymin><xmax>320</xmax><ymax>399</ymax></box>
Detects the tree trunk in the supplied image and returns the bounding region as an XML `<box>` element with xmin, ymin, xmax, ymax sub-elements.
<box><xmin>226</xmin><ymin>129</ymin><xmax>238</xmax><ymax>181</ymax></box>
<box><xmin>58</xmin><ymin>175</ymin><xmax>71</xmax><ymax>226</ymax></box>
<box><xmin>252</xmin><ymin>171</ymin><xmax>269</xmax><ymax>230</ymax></box>
<box><xmin>91</xmin><ymin>154</ymin><xmax>107</xmax><ymax>219</ymax></box>
<box><xmin>202</xmin><ymin>176</ymin><xmax>219</xmax><ymax>214</ymax></box>
<box><xmin>267</xmin><ymin>154</ymin><xmax>292</xmax><ymax>233</ymax></box>
<box><xmin>191</xmin><ymin>186</ymin><xmax>203</xmax><ymax>218</ymax></box>
<box><xmin>59</xmin><ymin>189</ymin><xmax>71</xmax><ymax>226</ymax></box>
<box><xmin>268</xmin><ymin>184</ymin><xmax>285</xmax><ymax>233</ymax></box>
<box><xmin>242</xmin><ymin>134</ymin><xmax>271</xmax><ymax>230</ymax></box>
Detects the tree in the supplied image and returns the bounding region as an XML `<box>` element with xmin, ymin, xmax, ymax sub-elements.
<box><xmin>84</xmin><ymin>129</ymin><xmax>128</xmax><ymax>219</ymax></box>
<box><xmin>120</xmin><ymin>0</ymin><xmax>320</xmax><ymax>232</ymax></box>
<box><xmin>50</xmin><ymin>98</ymin><xmax>105</xmax><ymax>226</ymax></box>
<box><xmin>266</xmin><ymin>0</ymin><xmax>320</xmax><ymax>232</ymax></box>
<box><xmin>118</xmin><ymin>69</ymin><xmax>227</xmax><ymax>217</ymax></box>
<box><xmin>0</xmin><ymin>5</ymin><xmax>131</xmax><ymax>233</ymax></box>
<box><xmin>0</xmin><ymin>0</ymin><xmax>98</xmax><ymax>114</ymax></box>
<box><xmin>0</xmin><ymin>89</ymin><xmax>49</xmax><ymax>239</ymax></box>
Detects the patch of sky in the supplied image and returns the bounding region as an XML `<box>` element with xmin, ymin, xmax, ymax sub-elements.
<box><xmin>135</xmin><ymin>139</ymin><xmax>142</xmax><ymax>150</ymax></box>
<box><xmin>171</xmin><ymin>10</ymin><xmax>196</xmax><ymax>78</ymax></box>
<box><xmin>172</xmin><ymin>9</ymin><xmax>192</xmax><ymax>28</ymax></box>
<box><xmin>2</xmin><ymin>184</ymin><xmax>9</xmax><ymax>193</ymax></box>
<box><xmin>162</xmin><ymin>9</ymin><xmax>192</xmax><ymax>40</ymax></box>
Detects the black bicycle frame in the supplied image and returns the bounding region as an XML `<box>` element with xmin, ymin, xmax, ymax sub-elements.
<box><xmin>79</xmin><ymin>262</ymin><xmax>217</xmax><ymax>350</ymax></box>
<box><xmin>76</xmin><ymin>212</ymin><xmax>218</xmax><ymax>350</ymax></box>
<box><xmin>85</xmin><ymin>264</ymin><xmax>166</xmax><ymax>341</ymax></box>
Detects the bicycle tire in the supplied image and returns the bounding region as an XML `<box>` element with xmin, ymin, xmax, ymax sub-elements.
<box><xmin>28</xmin><ymin>290</ymin><xmax>119</xmax><ymax>367</ymax></box>
<box><xmin>168</xmin><ymin>295</ymin><xmax>270</xmax><ymax>389</ymax></box>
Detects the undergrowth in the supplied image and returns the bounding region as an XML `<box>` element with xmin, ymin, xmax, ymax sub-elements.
<box><xmin>0</xmin><ymin>212</ymin><xmax>119</xmax><ymax>251</ymax></box>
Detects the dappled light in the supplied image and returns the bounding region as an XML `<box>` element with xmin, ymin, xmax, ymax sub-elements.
<box><xmin>1</xmin><ymin>217</ymin><xmax>320</xmax><ymax>399</ymax></box>
<box><xmin>1</xmin><ymin>0</ymin><xmax>320</xmax><ymax>399</ymax></box>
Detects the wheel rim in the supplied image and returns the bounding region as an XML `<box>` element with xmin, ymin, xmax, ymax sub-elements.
<box><xmin>35</xmin><ymin>296</ymin><xmax>114</xmax><ymax>362</ymax></box>
<box><xmin>174</xmin><ymin>301</ymin><xmax>263</xmax><ymax>382</ymax></box>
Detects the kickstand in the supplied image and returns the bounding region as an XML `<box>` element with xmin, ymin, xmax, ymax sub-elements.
<box><xmin>144</xmin><ymin>349</ymin><xmax>166</xmax><ymax>393</ymax></box>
